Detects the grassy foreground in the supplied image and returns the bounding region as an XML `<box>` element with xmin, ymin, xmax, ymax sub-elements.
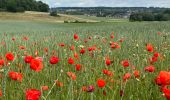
<box><xmin>0</xmin><ymin>20</ymin><xmax>170</xmax><ymax>100</ymax></box>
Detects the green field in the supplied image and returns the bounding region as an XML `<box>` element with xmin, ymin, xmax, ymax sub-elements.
<box><xmin>0</xmin><ymin>18</ymin><xmax>170</xmax><ymax>100</ymax></box>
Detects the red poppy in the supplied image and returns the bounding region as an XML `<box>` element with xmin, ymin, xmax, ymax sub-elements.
<box><xmin>144</xmin><ymin>65</ymin><xmax>155</xmax><ymax>72</ymax></box>
<box><xmin>97</xmin><ymin>79</ymin><xmax>106</xmax><ymax>88</ymax></box>
<box><xmin>123</xmin><ymin>73</ymin><xmax>131</xmax><ymax>81</ymax></box>
<box><xmin>70</xmin><ymin>45</ymin><xmax>75</xmax><ymax>50</ymax></box>
<box><xmin>68</xmin><ymin>57</ymin><xmax>74</xmax><ymax>64</ymax></box>
<box><xmin>30</xmin><ymin>59</ymin><xmax>43</xmax><ymax>72</ymax></box>
<box><xmin>155</xmin><ymin>71</ymin><xmax>170</xmax><ymax>86</ymax></box>
<box><xmin>110</xmin><ymin>35</ymin><xmax>114</xmax><ymax>39</ymax></box>
<box><xmin>105</xmin><ymin>58</ymin><xmax>111</xmax><ymax>66</ymax></box>
<box><xmin>0</xmin><ymin>59</ymin><xmax>5</xmax><ymax>67</ymax></box>
<box><xmin>146</xmin><ymin>44</ymin><xmax>154</xmax><ymax>53</ymax></box>
<box><xmin>121</xmin><ymin>60</ymin><xmax>129</xmax><ymax>68</ymax></box>
<box><xmin>24</xmin><ymin>56</ymin><xmax>34</xmax><ymax>63</ymax></box>
<box><xmin>80</xmin><ymin>48</ymin><xmax>86</xmax><ymax>54</ymax></box>
<box><xmin>162</xmin><ymin>87</ymin><xmax>170</xmax><ymax>100</ymax></box>
<box><xmin>102</xmin><ymin>69</ymin><xmax>113</xmax><ymax>76</ymax></box>
<box><xmin>41</xmin><ymin>86</ymin><xmax>49</xmax><ymax>91</ymax></box>
<box><xmin>74</xmin><ymin>34</ymin><xmax>79</xmax><ymax>40</ymax></box>
<box><xmin>8</xmin><ymin>71</ymin><xmax>23</xmax><ymax>82</ymax></box>
<box><xmin>154</xmin><ymin>52</ymin><xmax>160</xmax><ymax>57</ymax></box>
<box><xmin>67</xmin><ymin>72</ymin><xmax>76</xmax><ymax>80</ymax></box>
<box><xmin>133</xmin><ymin>70</ymin><xmax>140</xmax><ymax>78</ymax></box>
<box><xmin>75</xmin><ymin>64</ymin><xmax>81</xmax><ymax>71</ymax></box>
<box><xmin>49</xmin><ymin>56</ymin><xmax>59</xmax><ymax>64</ymax></box>
<box><xmin>74</xmin><ymin>52</ymin><xmax>79</xmax><ymax>59</ymax></box>
<box><xmin>26</xmin><ymin>89</ymin><xmax>41</xmax><ymax>100</ymax></box>
<box><xmin>6</xmin><ymin>53</ymin><xmax>14</xmax><ymax>61</ymax></box>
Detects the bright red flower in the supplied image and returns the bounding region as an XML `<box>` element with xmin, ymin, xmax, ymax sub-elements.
<box><xmin>8</xmin><ymin>71</ymin><xmax>23</xmax><ymax>82</ymax></box>
<box><xmin>155</xmin><ymin>71</ymin><xmax>170</xmax><ymax>86</ymax></box>
<box><xmin>133</xmin><ymin>70</ymin><xmax>140</xmax><ymax>78</ymax></box>
<box><xmin>105</xmin><ymin>58</ymin><xmax>111</xmax><ymax>66</ymax></box>
<box><xmin>102</xmin><ymin>69</ymin><xmax>113</xmax><ymax>76</ymax></box>
<box><xmin>70</xmin><ymin>45</ymin><xmax>75</xmax><ymax>50</ymax></box>
<box><xmin>74</xmin><ymin>34</ymin><xmax>79</xmax><ymax>40</ymax></box>
<box><xmin>24</xmin><ymin>56</ymin><xmax>34</xmax><ymax>63</ymax></box>
<box><xmin>162</xmin><ymin>87</ymin><xmax>170</xmax><ymax>100</ymax></box>
<box><xmin>144</xmin><ymin>65</ymin><xmax>155</xmax><ymax>72</ymax></box>
<box><xmin>68</xmin><ymin>57</ymin><xmax>74</xmax><ymax>64</ymax></box>
<box><xmin>30</xmin><ymin>59</ymin><xmax>43</xmax><ymax>72</ymax></box>
<box><xmin>97</xmin><ymin>79</ymin><xmax>106</xmax><ymax>88</ymax></box>
<box><xmin>0</xmin><ymin>59</ymin><xmax>5</xmax><ymax>67</ymax></box>
<box><xmin>121</xmin><ymin>60</ymin><xmax>129</xmax><ymax>68</ymax></box>
<box><xmin>154</xmin><ymin>52</ymin><xmax>160</xmax><ymax>57</ymax></box>
<box><xmin>49</xmin><ymin>56</ymin><xmax>59</xmax><ymax>64</ymax></box>
<box><xmin>80</xmin><ymin>48</ymin><xmax>85</xmax><ymax>54</ymax></box>
<box><xmin>123</xmin><ymin>73</ymin><xmax>131</xmax><ymax>81</ymax></box>
<box><xmin>75</xmin><ymin>64</ymin><xmax>81</xmax><ymax>71</ymax></box>
<box><xmin>146</xmin><ymin>44</ymin><xmax>154</xmax><ymax>53</ymax></box>
<box><xmin>26</xmin><ymin>89</ymin><xmax>41</xmax><ymax>100</ymax></box>
<box><xmin>0</xmin><ymin>90</ymin><xmax>2</xmax><ymax>97</ymax></box>
<box><xmin>110</xmin><ymin>35</ymin><xmax>114</xmax><ymax>39</ymax></box>
<box><xmin>6</xmin><ymin>53</ymin><xmax>14</xmax><ymax>61</ymax></box>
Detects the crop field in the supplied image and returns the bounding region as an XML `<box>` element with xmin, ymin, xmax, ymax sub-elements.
<box><xmin>0</xmin><ymin>20</ymin><xmax>170</xmax><ymax>100</ymax></box>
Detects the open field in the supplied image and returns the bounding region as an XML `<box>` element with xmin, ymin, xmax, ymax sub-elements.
<box><xmin>0</xmin><ymin>17</ymin><xmax>170</xmax><ymax>100</ymax></box>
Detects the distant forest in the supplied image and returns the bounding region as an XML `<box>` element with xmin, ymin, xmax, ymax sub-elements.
<box><xmin>0</xmin><ymin>0</ymin><xmax>49</xmax><ymax>12</ymax></box>
<box><xmin>53</xmin><ymin>7</ymin><xmax>170</xmax><ymax>21</ymax></box>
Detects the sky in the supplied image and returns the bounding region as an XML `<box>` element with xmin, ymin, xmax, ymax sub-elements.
<box><xmin>38</xmin><ymin>0</ymin><xmax>170</xmax><ymax>8</ymax></box>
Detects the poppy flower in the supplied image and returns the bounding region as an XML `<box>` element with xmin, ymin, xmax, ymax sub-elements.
<box><xmin>0</xmin><ymin>59</ymin><xmax>5</xmax><ymax>67</ymax></box>
<box><xmin>155</xmin><ymin>71</ymin><xmax>170</xmax><ymax>86</ymax></box>
<box><xmin>102</xmin><ymin>69</ymin><xmax>113</xmax><ymax>76</ymax></box>
<box><xmin>162</xmin><ymin>87</ymin><xmax>170</xmax><ymax>100</ymax></box>
<box><xmin>55</xmin><ymin>80</ymin><xmax>63</xmax><ymax>87</ymax></box>
<box><xmin>110</xmin><ymin>35</ymin><xmax>114</xmax><ymax>39</ymax></box>
<box><xmin>146</xmin><ymin>44</ymin><xmax>154</xmax><ymax>53</ymax></box>
<box><xmin>133</xmin><ymin>70</ymin><xmax>140</xmax><ymax>78</ymax></box>
<box><xmin>97</xmin><ymin>79</ymin><xmax>106</xmax><ymax>88</ymax></box>
<box><xmin>70</xmin><ymin>45</ymin><xmax>75</xmax><ymax>50</ymax></box>
<box><xmin>123</xmin><ymin>73</ymin><xmax>131</xmax><ymax>81</ymax></box>
<box><xmin>67</xmin><ymin>72</ymin><xmax>76</xmax><ymax>80</ymax></box>
<box><xmin>26</xmin><ymin>89</ymin><xmax>41</xmax><ymax>100</ymax></box>
<box><xmin>80</xmin><ymin>48</ymin><xmax>86</xmax><ymax>54</ymax></box>
<box><xmin>0</xmin><ymin>90</ymin><xmax>2</xmax><ymax>97</ymax></box>
<box><xmin>144</xmin><ymin>65</ymin><xmax>155</xmax><ymax>72</ymax></box>
<box><xmin>121</xmin><ymin>60</ymin><xmax>130</xmax><ymax>68</ymax></box>
<box><xmin>74</xmin><ymin>52</ymin><xmax>79</xmax><ymax>59</ymax></box>
<box><xmin>30</xmin><ymin>59</ymin><xmax>43</xmax><ymax>72</ymax></box>
<box><xmin>74</xmin><ymin>34</ymin><xmax>79</xmax><ymax>40</ymax></box>
<box><xmin>68</xmin><ymin>57</ymin><xmax>74</xmax><ymax>64</ymax></box>
<box><xmin>75</xmin><ymin>64</ymin><xmax>81</xmax><ymax>71</ymax></box>
<box><xmin>6</xmin><ymin>53</ymin><xmax>14</xmax><ymax>61</ymax></box>
<box><xmin>49</xmin><ymin>56</ymin><xmax>59</xmax><ymax>64</ymax></box>
<box><xmin>154</xmin><ymin>52</ymin><xmax>160</xmax><ymax>57</ymax></box>
<box><xmin>105</xmin><ymin>58</ymin><xmax>111</xmax><ymax>66</ymax></box>
<box><xmin>24</xmin><ymin>56</ymin><xmax>34</xmax><ymax>64</ymax></box>
<box><xmin>41</xmin><ymin>86</ymin><xmax>49</xmax><ymax>91</ymax></box>
<box><xmin>8</xmin><ymin>71</ymin><xmax>23</xmax><ymax>82</ymax></box>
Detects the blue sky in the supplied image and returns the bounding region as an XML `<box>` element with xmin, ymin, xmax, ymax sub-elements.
<box><xmin>38</xmin><ymin>0</ymin><xmax>170</xmax><ymax>8</ymax></box>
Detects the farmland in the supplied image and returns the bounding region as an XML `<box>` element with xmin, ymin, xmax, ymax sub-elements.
<box><xmin>0</xmin><ymin>13</ymin><xmax>170</xmax><ymax>100</ymax></box>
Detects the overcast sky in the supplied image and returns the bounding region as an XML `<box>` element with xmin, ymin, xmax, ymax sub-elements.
<box><xmin>38</xmin><ymin>0</ymin><xmax>170</xmax><ymax>8</ymax></box>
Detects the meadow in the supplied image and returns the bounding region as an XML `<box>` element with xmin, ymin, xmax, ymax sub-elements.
<box><xmin>0</xmin><ymin>20</ymin><xmax>170</xmax><ymax>100</ymax></box>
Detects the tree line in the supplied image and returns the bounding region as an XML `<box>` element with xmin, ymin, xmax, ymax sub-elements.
<box><xmin>0</xmin><ymin>0</ymin><xmax>49</xmax><ymax>12</ymax></box>
<box><xmin>129</xmin><ymin>10</ymin><xmax>170</xmax><ymax>21</ymax></box>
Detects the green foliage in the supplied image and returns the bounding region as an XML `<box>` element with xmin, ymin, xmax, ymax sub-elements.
<box><xmin>0</xmin><ymin>0</ymin><xmax>49</xmax><ymax>12</ymax></box>
<box><xmin>129</xmin><ymin>12</ymin><xmax>170</xmax><ymax>21</ymax></box>
<box><xmin>50</xmin><ymin>11</ymin><xmax>59</xmax><ymax>17</ymax></box>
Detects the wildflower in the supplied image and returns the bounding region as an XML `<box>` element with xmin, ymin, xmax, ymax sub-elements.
<box><xmin>49</xmin><ymin>56</ymin><xmax>59</xmax><ymax>64</ymax></box>
<box><xmin>30</xmin><ymin>59</ymin><xmax>43</xmax><ymax>72</ymax></box>
<box><xmin>6</xmin><ymin>52</ymin><xmax>14</xmax><ymax>61</ymax></box>
<box><xmin>26</xmin><ymin>89</ymin><xmax>41</xmax><ymax>100</ymax></box>
<box><xmin>97</xmin><ymin>79</ymin><xmax>106</xmax><ymax>88</ymax></box>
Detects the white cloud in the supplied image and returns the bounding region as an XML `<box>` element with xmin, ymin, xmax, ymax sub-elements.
<box><xmin>38</xmin><ymin>0</ymin><xmax>170</xmax><ymax>8</ymax></box>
